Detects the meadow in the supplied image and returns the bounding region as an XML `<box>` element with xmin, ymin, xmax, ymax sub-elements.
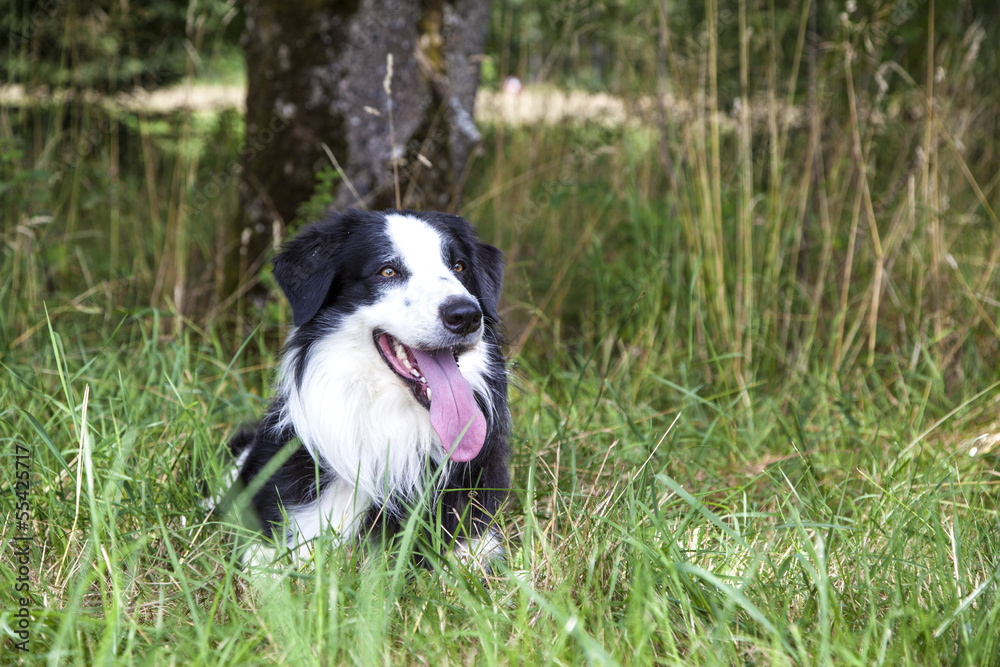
<box><xmin>2</xmin><ymin>2</ymin><xmax>1000</xmax><ymax>664</ymax></box>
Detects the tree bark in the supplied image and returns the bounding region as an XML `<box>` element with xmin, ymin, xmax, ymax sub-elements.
<box><xmin>228</xmin><ymin>0</ymin><xmax>491</xmax><ymax>300</ymax></box>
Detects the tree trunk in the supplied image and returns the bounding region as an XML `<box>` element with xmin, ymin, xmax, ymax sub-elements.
<box><xmin>227</xmin><ymin>0</ymin><xmax>491</xmax><ymax>301</ymax></box>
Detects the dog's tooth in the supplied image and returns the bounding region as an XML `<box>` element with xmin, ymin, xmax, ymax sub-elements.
<box><xmin>410</xmin><ymin>368</ymin><xmax>421</xmax><ymax>378</ymax></box>
<box><xmin>426</xmin><ymin>387</ymin><xmax>433</xmax><ymax>401</ymax></box>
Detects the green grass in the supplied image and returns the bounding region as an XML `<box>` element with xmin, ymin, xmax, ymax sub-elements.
<box><xmin>3</xmin><ymin>2</ymin><xmax>1000</xmax><ymax>664</ymax></box>
<box><xmin>2</xmin><ymin>290</ymin><xmax>998</xmax><ymax>664</ymax></box>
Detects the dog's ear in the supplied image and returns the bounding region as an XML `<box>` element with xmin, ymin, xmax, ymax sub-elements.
<box><xmin>273</xmin><ymin>229</ymin><xmax>338</xmax><ymax>327</ymax></box>
<box><xmin>474</xmin><ymin>241</ymin><xmax>504</xmax><ymax>322</ymax></box>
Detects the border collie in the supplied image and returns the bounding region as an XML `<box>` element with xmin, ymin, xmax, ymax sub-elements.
<box><xmin>227</xmin><ymin>209</ymin><xmax>509</xmax><ymax>568</ymax></box>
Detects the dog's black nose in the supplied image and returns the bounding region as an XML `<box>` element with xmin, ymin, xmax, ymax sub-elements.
<box><xmin>440</xmin><ymin>297</ymin><xmax>483</xmax><ymax>335</ymax></box>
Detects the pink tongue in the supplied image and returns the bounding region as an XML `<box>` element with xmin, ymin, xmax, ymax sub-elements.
<box><xmin>409</xmin><ymin>348</ymin><xmax>487</xmax><ymax>462</ymax></box>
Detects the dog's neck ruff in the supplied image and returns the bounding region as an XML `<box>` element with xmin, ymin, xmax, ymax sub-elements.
<box><xmin>275</xmin><ymin>324</ymin><xmax>448</xmax><ymax>508</ymax></box>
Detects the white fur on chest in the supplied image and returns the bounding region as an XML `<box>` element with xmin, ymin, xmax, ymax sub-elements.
<box><xmin>276</xmin><ymin>319</ymin><xmax>445</xmax><ymax>510</ymax></box>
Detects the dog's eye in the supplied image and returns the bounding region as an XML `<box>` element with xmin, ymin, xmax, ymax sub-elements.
<box><xmin>452</xmin><ymin>260</ymin><xmax>465</xmax><ymax>274</ymax></box>
<box><xmin>379</xmin><ymin>266</ymin><xmax>396</xmax><ymax>278</ymax></box>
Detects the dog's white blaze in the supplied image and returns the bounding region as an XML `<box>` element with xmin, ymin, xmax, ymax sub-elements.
<box><xmin>274</xmin><ymin>214</ymin><xmax>492</xmax><ymax>547</ymax></box>
<box><xmin>368</xmin><ymin>213</ymin><xmax>483</xmax><ymax>350</ymax></box>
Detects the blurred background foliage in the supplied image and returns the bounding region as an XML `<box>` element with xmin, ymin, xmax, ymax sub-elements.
<box><xmin>7</xmin><ymin>0</ymin><xmax>999</xmax><ymax>99</ymax></box>
<box><xmin>2</xmin><ymin>0</ymin><xmax>242</xmax><ymax>91</ymax></box>
<box><xmin>3</xmin><ymin>0</ymin><xmax>1000</xmax><ymax>405</ymax></box>
<box><xmin>489</xmin><ymin>0</ymin><xmax>1000</xmax><ymax>97</ymax></box>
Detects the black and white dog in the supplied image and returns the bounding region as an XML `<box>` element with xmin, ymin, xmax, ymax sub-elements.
<box><xmin>228</xmin><ymin>209</ymin><xmax>509</xmax><ymax>568</ymax></box>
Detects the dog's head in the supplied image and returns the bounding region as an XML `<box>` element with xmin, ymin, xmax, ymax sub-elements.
<box><xmin>272</xmin><ymin>209</ymin><xmax>504</xmax><ymax>462</ymax></box>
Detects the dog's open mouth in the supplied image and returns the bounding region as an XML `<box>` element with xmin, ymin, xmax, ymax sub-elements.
<box><xmin>375</xmin><ymin>332</ymin><xmax>487</xmax><ymax>462</ymax></box>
